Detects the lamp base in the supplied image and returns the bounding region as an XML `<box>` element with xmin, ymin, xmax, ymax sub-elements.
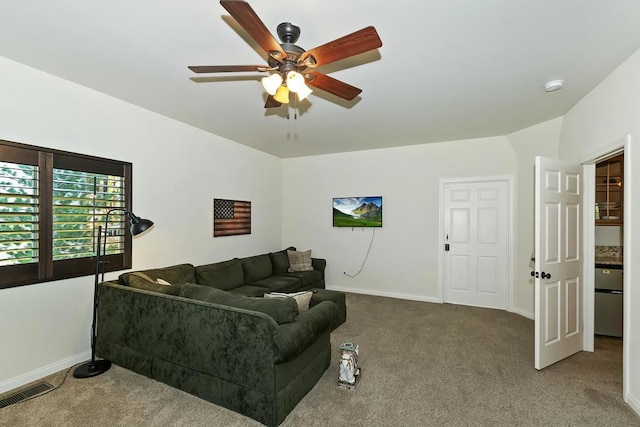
<box><xmin>73</xmin><ymin>359</ymin><xmax>112</xmax><ymax>379</ymax></box>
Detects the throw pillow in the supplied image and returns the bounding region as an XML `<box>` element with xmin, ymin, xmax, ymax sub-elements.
<box><xmin>129</xmin><ymin>271</ymin><xmax>155</xmax><ymax>283</ymax></box>
<box><xmin>264</xmin><ymin>291</ymin><xmax>313</xmax><ymax>312</ymax></box>
<box><xmin>269</xmin><ymin>250</ymin><xmax>290</xmax><ymax>274</ymax></box>
<box><xmin>287</xmin><ymin>249</ymin><xmax>313</xmax><ymax>272</ymax></box>
<box><xmin>119</xmin><ymin>264</ymin><xmax>196</xmax><ymax>286</ymax></box>
<box><xmin>179</xmin><ymin>284</ymin><xmax>298</xmax><ymax>325</ymax></box>
<box><xmin>127</xmin><ymin>272</ymin><xmax>182</xmax><ymax>295</ymax></box>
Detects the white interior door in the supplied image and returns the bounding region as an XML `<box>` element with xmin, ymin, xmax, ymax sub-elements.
<box><xmin>534</xmin><ymin>156</ymin><xmax>583</xmax><ymax>370</ymax></box>
<box><xmin>443</xmin><ymin>180</ymin><xmax>508</xmax><ymax>310</ymax></box>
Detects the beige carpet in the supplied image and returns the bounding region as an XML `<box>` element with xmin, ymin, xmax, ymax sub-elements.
<box><xmin>2</xmin><ymin>293</ymin><xmax>639</xmax><ymax>426</ymax></box>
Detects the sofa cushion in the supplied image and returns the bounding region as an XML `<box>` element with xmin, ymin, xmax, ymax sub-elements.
<box><xmin>277</xmin><ymin>269</ymin><xmax>322</xmax><ymax>287</ymax></box>
<box><xmin>195</xmin><ymin>258</ymin><xmax>244</xmax><ymax>290</ymax></box>
<box><xmin>273</xmin><ymin>301</ymin><xmax>339</xmax><ymax>362</ymax></box>
<box><xmin>249</xmin><ymin>275</ymin><xmax>301</xmax><ymax>293</ymax></box>
<box><xmin>126</xmin><ymin>272</ymin><xmax>183</xmax><ymax>295</ymax></box>
<box><xmin>179</xmin><ymin>284</ymin><xmax>298</xmax><ymax>325</ymax></box>
<box><xmin>241</xmin><ymin>254</ymin><xmax>273</xmax><ymax>282</ymax></box>
<box><xmin>227</xmin><ymin>284</ymin><xmax>273</xmax><ymax>297</ymax></box>
<box><xmin>120</xmin><ymin>263</ymin><xmax>195</xmax><ymax>286</ymax></box>
<box><xmin>287</xmin><ymin>250</ymin><xmax>313</xmax><ymax>272</ymax></box>
<box><xmin>265</xmin><ymin>291</ymin><xmax>313</xmax><ymax>312</ymax></box>
<box><xmin>269</xmin><ymin>250</ymin><xmax>290</xmax><ymax>274</ymax></box>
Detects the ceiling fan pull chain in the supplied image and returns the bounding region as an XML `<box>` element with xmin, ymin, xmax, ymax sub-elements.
<box><xmin>292</xmin><ymin>97</ymin><xmax>298</xmax><ymax>120</ymax></box>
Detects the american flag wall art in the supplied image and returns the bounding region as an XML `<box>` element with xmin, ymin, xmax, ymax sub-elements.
<box><xmin>213</xmin><ymin>199</ymin><xmax>251</xmax><ymax>237</ymax></box>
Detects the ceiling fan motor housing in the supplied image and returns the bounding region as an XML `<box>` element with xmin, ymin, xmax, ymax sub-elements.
<box><xmin>277</xmin><ymin>22</ymin><xmax>300</xmax><ymax>43</ymax></box>
<box><xmin>271</xmin><ymin>22</ymin><xmax>310</xmax><ymax>72</ymax></box>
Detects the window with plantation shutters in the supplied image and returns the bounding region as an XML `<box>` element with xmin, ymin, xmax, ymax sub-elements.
<box><xmin>0</xmin><ymin>161</ymin><xmax>39</xmax><ymax>266</ymax></box>
<box><xmin>52</xmin><ymin>170</ymin><xmax>126</xmax><ymax>261</ymax></box>
<box><xmin>0</xmin><ymin>139</ymin><xmax>133</xmax><ymax>289</ymax></box>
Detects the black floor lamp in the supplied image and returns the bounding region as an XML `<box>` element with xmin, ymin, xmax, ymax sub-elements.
<box><xmin>73</xmin><ymin>209</ymin><xmax>154</xmax><ymax>379</ymax></box>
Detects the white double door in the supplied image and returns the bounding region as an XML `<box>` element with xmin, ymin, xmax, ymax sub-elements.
<box><xmin>443</xmin><ymin>179</ymin><xmax>509</xmax><ymax>310</ymax></box>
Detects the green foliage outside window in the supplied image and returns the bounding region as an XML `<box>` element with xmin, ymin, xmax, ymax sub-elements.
<box><xmin>1</xmin><ymin>163</ymin><xmax>126</xmax><ymax>266</ymax></box>
<box><xmin>0</xmin><ymin>161</ymin><xmax>38</xmax><ymax>266</ymax></box>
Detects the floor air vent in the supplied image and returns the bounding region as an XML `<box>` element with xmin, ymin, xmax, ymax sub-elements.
<box><xmin>0</xmin><ymin>381</ymin><xmax>53</xmax><ymax>409</ymax></box>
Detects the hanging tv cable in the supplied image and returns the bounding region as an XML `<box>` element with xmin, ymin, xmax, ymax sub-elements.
<box><xmin>343</xmin><ymin>228</ymin><xmax>376</xmax><ymax>278</ymax></box>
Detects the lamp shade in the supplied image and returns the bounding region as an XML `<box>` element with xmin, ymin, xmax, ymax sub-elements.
<box><xmin>273</xmin><ymin>85</ymin><xmax>290</xmax><ymax>104</ymax></box>
<box><xmin>286</xmin><ymin>71</ymin><xmax>305</xmax><ymax>93</ymax></box>
<box><xmin>127</xmin><ymin>212</ymin><xmax>154</xmax><ymax>236</ymax></box>
<box><xmin>286</xmin><ymin>71</ymin><xmax>312</xmax><ymax>100</ymax></box>
<box><xmin>261</xmin><ymin>73</ymin><xmax>283</xmax><ymax>95</ymax></box>
<box><xmin>296</xmin><ymin>84</ymin><xmax>313</xmax><ymax>101</ymax></box>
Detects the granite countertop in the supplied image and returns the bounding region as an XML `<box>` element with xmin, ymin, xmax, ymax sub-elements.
<box><xmin>595</xmin><ymin>257</ymin><xmax>623</xmax><ymax>266</ymax></box>
<box><xmin>595</xmin><ymin>245</ymin><xmax>623</xmax><ymax>267</ymax></box>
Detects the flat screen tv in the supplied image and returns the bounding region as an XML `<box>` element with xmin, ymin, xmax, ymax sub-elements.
<box><xmin>332</xmin><ymin>196</ymin><xmax>383</xmax><ymax>227</ymax></box>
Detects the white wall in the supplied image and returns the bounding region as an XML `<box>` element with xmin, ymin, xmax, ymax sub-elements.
<box><xmin>558</xmin><ymin>49</ymin><xmax>640</xmax><ymax>414</ymax></box>
<box><xmin>0</xmin><ymin>57</ymin><xmax>283</xmax><ymax>392</ymax></box>
<box><xmin>595</xmin><ymin>226</ymin><xmax>623</xmax><ymax>246</ymax></box>
<box><xmin>506</xmin><ymin>117</ymin><xmax>563</xmax><ymax>318</ymax></box>
<box><xmin>282</xmin><ymin>137</ymin><xmax>517</xmax><ymax>302</ymax></box>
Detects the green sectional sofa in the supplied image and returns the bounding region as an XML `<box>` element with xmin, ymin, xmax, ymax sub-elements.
<box><xmin>95</xmin><ymin>248</ymin><xmax>346</xmax><ymax>426</ymax></box>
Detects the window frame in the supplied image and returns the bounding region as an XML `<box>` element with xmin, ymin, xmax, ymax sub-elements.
<box><xmin>0</xmin><ymin>139</ymin><xmax>133</xmax><ymax>289</ymax></box>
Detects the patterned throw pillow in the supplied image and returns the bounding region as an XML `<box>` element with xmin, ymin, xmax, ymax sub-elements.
<box><xmin>287</xmin><ymin>250</ymin><xmax>313</xmax><ymax>272</ymax></box>
<box><xmin>264</xmin><ymin>291</ymin><xmax>313</xmax><ymax>311</ymax></box>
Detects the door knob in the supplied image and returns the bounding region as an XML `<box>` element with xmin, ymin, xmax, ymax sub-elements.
<box><xmin>530</xmin><ymin>271</ymin><xmax>550</xmax><ymax>279</ymax></box>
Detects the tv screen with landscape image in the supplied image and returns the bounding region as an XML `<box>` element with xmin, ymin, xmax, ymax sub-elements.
<box><xmin>333</xmin><ymin>196</ymin><xmax>383</xmax><ymax>227</ymax></box>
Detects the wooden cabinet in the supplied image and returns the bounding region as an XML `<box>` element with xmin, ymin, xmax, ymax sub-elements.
<box><xmin>595</xmin><ymin>154</ymin><xmax>623</xmax><ymax>225</ymax></box>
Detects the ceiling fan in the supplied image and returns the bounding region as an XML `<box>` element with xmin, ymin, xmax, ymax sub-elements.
<box><xmin>189</xmin><ymin>0</ymin><xmax>383</xmax><ymax>108</ymax></box>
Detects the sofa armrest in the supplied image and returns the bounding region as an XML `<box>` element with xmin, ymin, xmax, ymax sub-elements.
<box><xmin>311</xmin><ymin>257</ymin><xmax>326</xmax><ymax>280</ymax></box>
<box><xmin>96</xmin><ymin>282</ymin><xmax>280</xmax><ymax>392</ymax></box>
<box><xmin>272</xmin><ymin>301</ymin><xmax>338</xmax><ymax>362</ymax></box>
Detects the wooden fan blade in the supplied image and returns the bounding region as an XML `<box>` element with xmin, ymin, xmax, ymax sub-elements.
<box><xmin>188</xmin><ymin>65</ymin><xmax>265</xmax><ymax>73</ymax></box>
<box><xmin>305</xmin><ymin>72</ymin><xmax>362</xmax><ymax>100</ymax></box>
<box><xmin>220</xmin><ymin>0</ymin><xmax>286</xmax><ymax>60</ymax></box>
<box><xmin>300</xmin><ymin>26</ymin><xmax>382</xmax><ymax>67</ymax></box>
<box><xmin>264</xmin><ymin>95</ymin><xmax>282</xmax><ymax>108</ymax></box>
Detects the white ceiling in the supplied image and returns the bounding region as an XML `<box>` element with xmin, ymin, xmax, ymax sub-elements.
<box><xmin>1</xmin><ymin>1</ymin><xmax>640</xmax><ymax>158</ymax></box>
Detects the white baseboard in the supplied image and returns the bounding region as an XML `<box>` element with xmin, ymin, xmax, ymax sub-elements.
<box><xmin>0</xmin><ymin>351</ymin><xmax>90</xmax><ymax>395</ymax></box>
<box><xmin>627</xmin><ymin>391</ymin><xmax>640</xmax><ymax>417</ymax></box>
<box><xmin>325</xmin><ymin>286</ymin><xmax>539</xmax><ymax>319</ymax></box>
<box><xmin>325</xmin><ymin>285</ymin><xmax>440</xmax><ymax>304</ymax></box>
<box><xmin>511</xmin><ymin>307</ymin><xmax>534</xmax><ymax>320</ymax></box>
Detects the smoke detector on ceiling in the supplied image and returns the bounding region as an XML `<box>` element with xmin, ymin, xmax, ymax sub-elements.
<box><xmin>544</xmin><ymin>80</ymin><xmax>564</xmax><ymax>92</ymax></box>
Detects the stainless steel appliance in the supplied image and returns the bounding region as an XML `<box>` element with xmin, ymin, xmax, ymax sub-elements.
<box><xmin>595</xmin><ymin>266</ymin><xmax>623</xmax><ymax>337</ymax></box>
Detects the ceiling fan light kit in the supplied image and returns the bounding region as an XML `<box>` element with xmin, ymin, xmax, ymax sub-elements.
<box><xmin>189</xmin><ymin>0</ymin><xmax>383</xmax><ymax>109</ymax></box>
<box><xmin>286</xmin><ymin>71</ymin><xmax>313</xmax><ymax>100</ymax></box>
<box><xmin>293</xmin><ymin>81</ymin><xmax>313</xmax><ymax>101</ymax></box>
<box><xmin>262</xmin><ymin>73</ymin><xmax>283</xmax><ymax>95</ymax></box>
<box><xmin>273</xmin><ymin>85</ymin><xmax>290</xmax><ymax>104</ymax></box>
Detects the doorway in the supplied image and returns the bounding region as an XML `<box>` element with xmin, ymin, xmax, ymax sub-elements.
<box><xmin>440</xmin><ymin>176</ymin><xmax>514</xmax><ymax>310</ymax></box>
<box><xmin>583</xmin><ymin>144</ymin><xmax>626</xmax><ymax>350</ymax></box>
<box><xmin>582</xmin><ymin>135</ymin><xmax>630</xmax><ymax>400</ymax></box>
